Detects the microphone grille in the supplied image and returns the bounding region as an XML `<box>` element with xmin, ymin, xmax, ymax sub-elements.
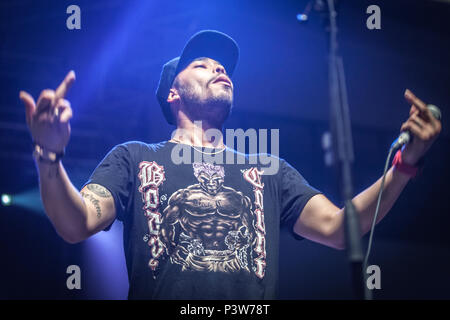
<box><xmin>427</xmin><ymin>104</ymin><xmax>442</xmax><ymax>120</ymax></box>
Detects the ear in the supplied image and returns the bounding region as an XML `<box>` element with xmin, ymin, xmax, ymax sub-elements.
<box><xmin>167</xmin><ymin>88</ymin><xmax>180</xmax><ymax>104</ymax></box>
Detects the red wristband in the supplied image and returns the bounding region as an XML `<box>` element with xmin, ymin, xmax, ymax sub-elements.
<box><xmin>392</xmin><ymin>150</ymin><xmax>419</xmax><ymax>177</ymax></box>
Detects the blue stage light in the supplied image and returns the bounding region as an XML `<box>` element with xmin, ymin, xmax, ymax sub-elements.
<box><xmin>1</xmin><ymin>194</ymin><xmax>12</xmax><ymax>206</ymax></box>
<box><xmin>296</xmin><ymin>13</ymin><xmax>308</xmax><ymax>22</ymax></box>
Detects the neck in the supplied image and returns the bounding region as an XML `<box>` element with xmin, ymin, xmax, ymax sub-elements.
<box><xmin>170</xmin><ymin>117</ymin><xmax>225</xmax><ymax>148</ymax></box>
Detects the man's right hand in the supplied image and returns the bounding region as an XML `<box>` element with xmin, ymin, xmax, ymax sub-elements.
<box><xmin>19</xmin><ymin>70</ymin><xmax>76</xmax><ymax>153</ymax></box>
<box><xmin>18</xmin><ymin>71</ymin><xmax>117</xmax><ymax>243</ymax></box>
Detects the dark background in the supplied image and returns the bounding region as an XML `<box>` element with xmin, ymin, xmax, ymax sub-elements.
<box><xmin>0</xmin><ymin>0</ymin><xmax>449</xmax><ymax>299</ymax></box>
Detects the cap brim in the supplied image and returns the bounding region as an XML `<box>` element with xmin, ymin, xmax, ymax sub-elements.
<box><xmin>176</xmin><ymin>30</ymin><xmax>239</xmax><ymax>76</ymax></box>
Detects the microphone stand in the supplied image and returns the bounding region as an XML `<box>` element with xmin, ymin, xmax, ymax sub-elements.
<box><xmin>323</xmin><ymin>0</ymin><xmax>369</xmax><ymax>299</ymax></box>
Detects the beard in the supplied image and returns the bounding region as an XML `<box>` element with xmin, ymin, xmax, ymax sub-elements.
<box><xmin>177</xmin><ymin>80</ymin><xmax>233</xmax><ymax>125</ymax></box>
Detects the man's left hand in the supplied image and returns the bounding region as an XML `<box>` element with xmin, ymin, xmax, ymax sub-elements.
<box><xmin>399</xmin><ymin>89</ymin><xmax>442</xmax><ymax>166</ymax></box>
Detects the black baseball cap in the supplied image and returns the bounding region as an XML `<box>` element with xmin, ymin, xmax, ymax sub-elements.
<box><xmin>156</xmin><ymin>30</ymin><xmax>239</xmax><ymax>125</ymax></box>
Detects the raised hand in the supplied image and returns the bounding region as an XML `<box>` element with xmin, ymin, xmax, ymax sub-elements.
<box><xmin>19</xmin><ymin>70</ymin><xmax>76</xmax><ymax>153</ymax></box>
<box><xmin>401</xmin><ymin>89</ymin><xmax>442</xmax><ymax>165</ymax></box>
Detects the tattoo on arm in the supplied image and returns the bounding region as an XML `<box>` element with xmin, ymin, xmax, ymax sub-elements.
<box><xmin>86</xmin><ymin>184</ymin><xmax>112</xmax><ymax>198</ymax></box>
<box><xmin>81</xmin><ymin>191</ymin><xmax>102</xmax><ymax>219</ymax></box>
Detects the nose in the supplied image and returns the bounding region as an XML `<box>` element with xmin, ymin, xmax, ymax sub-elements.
<box><xmin>215</xmin><ymin>64</ymin><xmax>226</xmax><ymax>74</ymax></box>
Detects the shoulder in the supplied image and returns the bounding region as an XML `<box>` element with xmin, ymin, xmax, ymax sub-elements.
<box><xmin>277</xmin><ymin>158</ymin><xmax>308</xmax><ymax>183</ymax></box>
<box><xmin>99</xmin><ymin>141</ymin><xmax>169</xmax><ymax>167</ymax></box>
<box><xmin>258</xmin><ymin>155</ymin><xmax>310</xmax><ymax>186</ymax></box>
<box><xmin>253</xmin><ymin>152</ymin><xmax>287</xmax><ymax>178</ymax></box>
<box><xmin>225</xmin><ymin>147</ymin><xmax>286</xmax><ymax>177</ymax></box>
<box><xmin>119</xmin><ymin>140</ymin><xmax>167</xmax><ymax>152</ymax></box>
<box><xmin>108</xmin><ymin>140</ymin><xmax>169</xmax><ymax>157</ymax></box>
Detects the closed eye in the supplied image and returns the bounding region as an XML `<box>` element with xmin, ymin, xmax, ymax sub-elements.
<box><xmin>194</xmin><ymin>65</ymin><xmax>207</xmax><ymax>68</ymax></box>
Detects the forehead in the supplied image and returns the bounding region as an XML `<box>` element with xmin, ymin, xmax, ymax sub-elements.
<box><xmin>188</xmin><ymin>57</ymin><xmax>225</xmax><ymax>68</ymax></box>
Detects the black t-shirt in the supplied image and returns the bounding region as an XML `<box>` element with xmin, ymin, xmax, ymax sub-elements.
<box><xmin>84</xmin><ymin>141</ymin><xmax>321</xmax><ymax>299</ymax></box>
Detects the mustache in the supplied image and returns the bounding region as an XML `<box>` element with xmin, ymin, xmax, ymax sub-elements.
<box><xmin>207</xmin><ymin>76</ymin><xmax>219</xmax><ymax>86</ymax></box>
<box><xmin>208</xmin><ymin>75</ymin><xmax>232</xmax><ymax>87</ymax></box>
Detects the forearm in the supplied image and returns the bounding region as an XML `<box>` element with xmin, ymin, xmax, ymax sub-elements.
<box><xmin>36</xmin><ymin>160</ymin><xmax>89</xmax><ymax>243</ymax></box>
<box><xmin>333</xmin><ymin>167</ymin><xmax>411</xmax><ymax>247</ymax></box>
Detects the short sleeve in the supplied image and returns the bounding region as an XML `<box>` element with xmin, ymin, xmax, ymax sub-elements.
<box><xmin>83</xmin><ymin>143</ymin><xmax>134</xmax><ymax>226</ymax></box>
<box><xmin>279</xmin><ymin>159</ymin><xmax>322</xmax><ymax>240</ymax></box>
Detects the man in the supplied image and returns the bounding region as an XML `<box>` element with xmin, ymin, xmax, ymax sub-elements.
<box><xmin>19</xmin><ymin>30</ymin><xmax>441</xmax><ymax>299</ymax></box>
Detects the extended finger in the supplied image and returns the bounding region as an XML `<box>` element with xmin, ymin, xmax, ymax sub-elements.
<box><xmin>404</xmin><ymin>89</ymin><xmax>432</xmax><ymax>120</ymax></box>
<box><xmin>55</xmin><ymin>70</ymin><xmax>76</xmax><ymax>100</ymax></box>
<box><xmin>19</xmin><ymin>91</ymin><xmax>36</xmax><ymax>126</ymax></box>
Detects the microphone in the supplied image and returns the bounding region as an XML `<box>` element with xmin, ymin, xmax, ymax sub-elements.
<box><xmin>391</xmin><ymin>104</ymin><xmax>442</xmax><ymax>150</ymax></box>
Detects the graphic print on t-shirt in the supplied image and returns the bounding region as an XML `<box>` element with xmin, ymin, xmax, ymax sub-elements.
<box><xmin>138</xmin><ymin>161</ymin><xmax>167</xmax><ymax>271</ymax></box>
<box><xmin>243</xmin><ymin>167</ymin><xmax>266</xmax><ymax>279</ymax></box>
<box><xmin>138</xmin><ymin>161</ymin><xmax>266</xmax><ymax>279</ymax></box>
